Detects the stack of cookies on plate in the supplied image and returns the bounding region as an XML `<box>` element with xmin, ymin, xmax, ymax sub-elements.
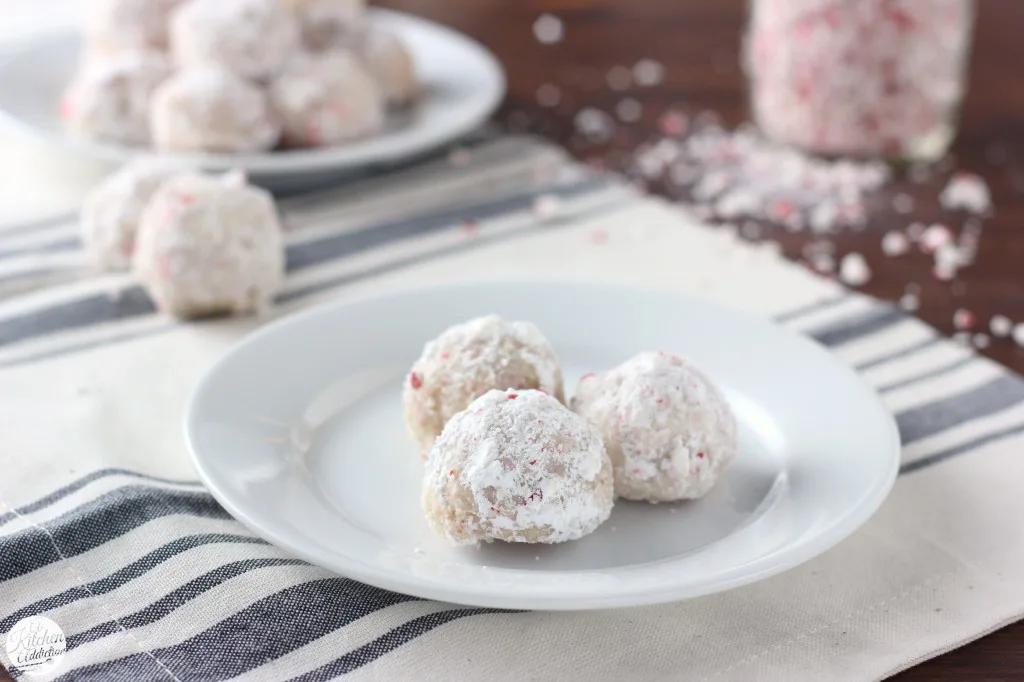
<box><xmin>61</xmin><ymin>0</ymin><xmax>420</xmax><ymax>153</ymax></box>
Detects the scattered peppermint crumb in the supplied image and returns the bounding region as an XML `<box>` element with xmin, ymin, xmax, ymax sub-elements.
<box><xmin>658</xmin><ymin>110</ymin><xmax>688</xmax><ymax>137</ymax></box>
<box><xmin>536</xmin><ymin>83</ymin><xmax>561</xmax><ymax>107</ymax></box>
<box><xmin>535</xmin><ymin>555</ymin><xmax>540</xmax><ymax>561</ymax></box>
<box><xmin>590</xmin><ymin>229</ymin><xmax>609</xmax><ymax>245</ymax></box>
<box><xmin>892</xmin><ymin>193</ymin><xmax>915</xmax><ymax>214</ymax></box>
<box><xmin>574</xmin><ymin>107</ymin><xmax>615</xmax><ymax>142</ymax></box>
<box><xmin>899</xmin><ymin>293</ymin><xmax>920</xmax><ymax>311</ymax></box>
<box><xmin>881</xmin><ymin>231</ymin><xmax>910</xmax><ymax>256</ymax></box>
<box><xmin>933</xmin><ymin>263</ymin><xmax>956</xmax><ymax>281</ymax></box>
<box><xmin>906</xmin><ymin>222</ymin><xmax>926</xmax><ymax>241</ymax></box>
<box><xmin>1013</xmin><ymin>323</ymin><xmax>1024</xmax><ymax>347</ymax></box>
<box><xmin>839</xmin><ymin>253</ymin><xmax>871</xmax><ymax>287</ymax></box>
<box><xmin>532</xmin><ymin>194</ymin><xmax>561</xmax><ymax>223</ymax></box>
<box><xmin>606</xmin><ymin>65</ymin><xmax>632</xmax><ymax>91</ymax></box>
<box><xmin>810</xmin><ymin>253</ymin><xmax>835</xmax><ymax>273</ymax></box>
<box><xmin>920</xmin><ymin>224</ymin><xmax>953</xmax><ymax>253</ymax></box>
<box><xmin>953</xmin><ymin>308</ymin><xmax>975</xmax><ymax>330</ymax></box>
<box><xmin>533</xmin><ymin>14</ymin><xmax>564</xmax><ymax>44</ymax></box>
<box><xmin>633</xmin><ymin>59</ymin><xmax>665</xmax><ymax>87</ymax></box>
<box><xmin>461</xmin><ymin>219</ymin><xmax>478</xmax><ymax>236</ymax></box>
<box><xmin>616</xmin><ymin>98</ymin><xmax>643</xmax><ymax>123</ymax></box>
<box><xmin>990</xmin><ymin>315</ymin><xmax>1013</xmax><ymax>337</ymax></box>
<box><xmin>973</xmin><ymin>333</ymin><xmax>991</xmax><ymax>349</ymax></box>
<box><xmin>940</xmin><ymin>172</ymin><xmax>992</xmax><ymax>214</ymax></box>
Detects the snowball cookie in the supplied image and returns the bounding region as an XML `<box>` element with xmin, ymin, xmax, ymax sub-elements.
<box><xmin>571</xmin><ymin>351</ymin><xmax>738</xmax><ymax>503</ymax></box>
<box><xmin>132</xmin><ymin>172</ymin><xmax>285</xmax><ymax>318</ymax></box>
<box><xmin>357</xmin><ymin>29</ymin><xmax>419</xmax><ymax>107</ymax></box>
<box><xmin>80</xmin><ymin>159</ymin><xmax>179</xmax><ymax>272</ymax></box>
<box><xmin>170</xmin><ymin>0</ymin><xmax>301</xmax><ymax>81</ymax></box>
<box><xmin>84</xmin><ymin>0</ymin><xmax>185</xmax><ymax>56</ymax></box>
<box><xmin>403</xmin><ymin>315</ymin><xmax>565</xmax><ymax>455</ymax></box>
<box><xmin>150</xmin><ymin>68</ymin><xmax>282</xmax><ymax>153</ymax></box>
<box><xmin>278</xmin><ymin>0</ymin><xmax>366</xmax><ymax>52</ymax></box>
<box><xmin>423</xmin><ymin>389</ymin><xmax>614</xmax><ymax>546</ymax></box>
<box><xmin>268</xmin><ymin>50</ymin><xmax>383</xmax><ymax>147</ymax></box>
<box><xmin>62</xmin><ymin>51</ymin><xmax>173</xmax><ymax>146</ymax></box>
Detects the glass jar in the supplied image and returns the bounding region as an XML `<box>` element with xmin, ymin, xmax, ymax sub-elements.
<box><xmin>743</xmin><ymin>0</ymin><xmax>976</xmax><ymax>160</ymax></box>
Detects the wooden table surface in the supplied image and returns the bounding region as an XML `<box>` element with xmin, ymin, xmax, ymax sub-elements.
<box><xmin>2</xmin><ymin>1</ymin><xmax>1021</xmax><ymax>680</ymax></box>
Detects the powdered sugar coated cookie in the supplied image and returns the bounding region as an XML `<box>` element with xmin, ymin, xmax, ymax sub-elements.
<box><xmin>149</xmin><ymin>67</ymin><xmax>281</xmax><ymax>153</ymax></box>
<box><xmin>170</xmin><ymin>0</ymin><xmax>300</xmax><ymax>81</ymax></box>
<box><xmin>80</xmin><ymin>159</ymin><xmax>179</xmax><ymax>272</ymax></box>
<box><xmin>403</xmin><ymin>315</ymin><xmax>565</xmax><ymax>455</ymax></box>
<box><xmin>133</xmin><ymin>172</ymin><xmax>285</xmax><ymax>318</ymax></box>
<box><xmin>423</xmin><ymin>389</ymin><xmax>614</xmax><ymax>545</ymax></box>
<box><xmin>62</xmin><ymin>51</ymin><xmax>173</xmax><ymax>146</ymax></box>
<box><xmin>572</xmin><ymin>351</ymin><xmax>737</xmax><ymax>502</ymax></box>
<box><xmin>357</xmin><ymin>29</ymin><xmax>419</xmax><ymax>107</ymax></box>
<box><xmin>268</xmin><ymin>50</ymin><xmax>384</xmax><ymax>147</ymax></box>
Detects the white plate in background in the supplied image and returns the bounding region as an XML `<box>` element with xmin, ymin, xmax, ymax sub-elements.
<box><xmin>185</xmin><ymin>282</ymin><xmax>901</xmax><ymax>610</ymax></box>
<box><xmin>0</xmin><ymin>9</ymin><xmax>505</xmax><ymax>189</ymax></box>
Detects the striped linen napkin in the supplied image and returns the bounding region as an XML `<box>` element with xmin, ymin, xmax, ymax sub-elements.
<box><xmin>1</xmin><ymin>135</ymin><xmax>1023</xmax><ymax>682</ymax></box>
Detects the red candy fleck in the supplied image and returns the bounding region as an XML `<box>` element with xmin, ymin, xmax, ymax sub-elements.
<box><xmin>490</xmin><ymin>506</ymin><xmax>500</xmax><ymax>513</ymax></box>
<box><xmin>656</xmin><ymin>398</ymin><xmax>665</xmax><ymax>405</ymax></box>
<box><xmin>528</xmin><ymin>459</ymin><xmax>537</xmax><ymax>465</ymax></box>
<box><xmin>507</xmin><ymin>393</ymin><xmax>518</xmax><ymax>399</ymax></box>
<box><xmin>590</xmin><ymin>229</ymin><xmax>609</xmax><ymax>245</ymax></box>
<box><xmin>697</xmin><ymin>451</ymin><xmax>706</xmax><ymax>459</ymax></box>
<box><xmin>59</xmin><ymin>97</ymin><xmax>74</xmax><ymax>118</ymax></box>
<box><xmin>527</xmin><ymin>490</ymin><xmax>543</xmax><ymax>503</ymax></box>
<box><xmin>440</xmin><ymin>350</ymin><xmax>450</xmax><ymax>360</ymax></box>
<box><xmin>178</xmin><ymin>194</ymin><xmax>196</xmax><ymax>206</ymax></box>
<box><xmin>448</xmin><ymin>469</ymin><xmax>455</xmax><ymax>476</ymax></box>
<box><xmin>409</xmin><ymin>372</ymin><xmax>423</xmax><ymax>390</ymax></box>
<box><xmin>462</xmin><ymin>219</ymin><xmax>478</xmax><ymax>236</ymax></box>
<box><xmin>580</xmin><ymin>372</ymin><xmax>596</xmax><ymax>381</ymax></box>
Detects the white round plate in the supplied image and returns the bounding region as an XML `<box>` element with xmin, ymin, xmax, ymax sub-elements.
<box><xmin>185</xmin><ymin>282</ymin><xmax>900</xmax><ymax>611</ymax></box>
<box><xmin>0</xmin><ymin>9</ymin><xmax>505</xmax><ymax>187</ymax></box>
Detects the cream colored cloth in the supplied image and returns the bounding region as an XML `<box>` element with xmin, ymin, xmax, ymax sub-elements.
<box><xmin>0</xmin><ymin>134</ymin><xmax>1021</xmax><ymax>682</ymax></box>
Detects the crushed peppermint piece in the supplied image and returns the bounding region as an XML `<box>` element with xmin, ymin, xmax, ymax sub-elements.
<box><xmin>940</xmin><ymin>172</ymin><xmax>992</xmax><ymax>214</ymax></box>
<box><xmin>658</xmin><ymin>110</ymin><xmax>688</xmax><ymax>137</ymax></box>
<box><xmin>899</xmin><ymin>293</ymin><xmax>920</xmax><ymax>311</ymax></box>
<box><xmin>615</xmin><ymin>98</ymin><xmax>643</xmax><ymax>123</ymax></box>
<box><xmin>574</xmin><ymin>107</ymin><xmax>615</xmax><ymax>142</ymax></box>
<box><xmin>972</xmin><ymin>333</ymin><xmax>991</xmax><ymax>349</ymax></box>
<box><xmin>839</xmin><ymin>253</ymin><xmax>871</xmax><ymax>287</ymax></box>
<box><xmin>882</xmin><ymin>231</ymin><xmax>910</xmax><ymax>256</ymax></box>
<box><xmin>632</xmin><ymin>59</ymin><xmax>665</xmax><ymax>87</ymax></box>
<box><xmin>892</xmin><ymin>193</ymin><xmax>915</xmax><ymax>214</ymax></box>
<box><xmin>952</xmin><ymin>308</ymin><xmax>975</xmax><ymax>330</ymax></box>
<box><xmin>906</xmin><ymin>222</ymin><xmax>926</xmax><ymax>241</ymax></box>
<box><xmin>533</xmin><ymin>14</ymin><xmax>564</xmax><ymax>44</ymax></box>
<box><xmin>933</xmin><ymin>263</ymin><xmax>956</xmax><ymax>281</ymax></box>
<box><xmin>920</xmin><ymin>224</ymin><xmax>954</xmax><ymax>253</ymax></box>
<box><xmin>1013</xmin><ymin>323</ymin><xmax>1024</xmax><ymax>347</ymax></box>
<box><xmin>989</xmin><ymin>315</ymin><xmax>1013</xmax><ymax>337</ymax></box>
<box><xmin>590</xmin><ymin>229</ymin><xmax>609</xmax><ymax>245</ymax></box>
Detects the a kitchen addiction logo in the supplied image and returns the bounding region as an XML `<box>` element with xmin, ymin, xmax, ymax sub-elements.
<box><xmin>4</xmin><ymin>616</ymin><xmax>66</xmax><ymax>677</ymax></box>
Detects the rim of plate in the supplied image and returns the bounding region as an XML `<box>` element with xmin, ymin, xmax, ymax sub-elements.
<box><xmin>184</xmin><ymin>281</ymin><xmax>901</xmax><ymax>610</ymax></box>
<box><xmin>0</xmin><ymin>8</ymin><xmax>506</xmax><ymax>175</ymax></box>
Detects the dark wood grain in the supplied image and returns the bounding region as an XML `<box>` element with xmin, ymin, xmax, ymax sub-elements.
<box><xmin>2</xmin><ymin>2</ymin><xmax>1020</xmax><ymax>681</ymax></box>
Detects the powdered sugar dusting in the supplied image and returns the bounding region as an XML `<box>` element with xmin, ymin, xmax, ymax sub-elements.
<box><xmin>571</xmin><ymin>352</ymin><xmax>737</xmax><ymax>502</ymax></box>
<box><xmin>423</xmin><ymin>389</ymin><xmax>613</xmax><ymax>545</ymax></box>
<box><xmin>402</xmin><ymin>315</ymin><xmax>565</xmax><ymax>454</ymax></box>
